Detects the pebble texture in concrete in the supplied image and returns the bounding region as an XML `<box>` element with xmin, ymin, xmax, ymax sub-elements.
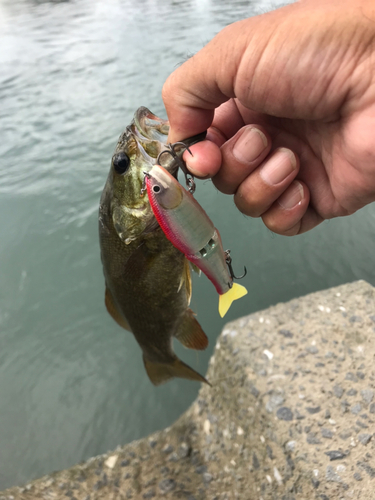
<box><xmin>1</xmin><ymin>280</ymin><xmax>375</xmax><ymax>500</ymax></box>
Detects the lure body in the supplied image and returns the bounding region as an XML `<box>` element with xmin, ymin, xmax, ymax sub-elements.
<box><xmin>146</xmin><ymin>165</ymin><xmax>247</xmax><ymax>316</ymax></box>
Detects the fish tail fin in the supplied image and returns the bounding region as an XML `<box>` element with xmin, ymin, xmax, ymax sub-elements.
<box><xmin>219</xmin><ymin>283</ymin><xmax>248</xmax><ymax>318</ymax></box>
<box><xmin>143</xmin><ymin>355</ymin><xmax>211</xmax><ymax>386</ymax></box>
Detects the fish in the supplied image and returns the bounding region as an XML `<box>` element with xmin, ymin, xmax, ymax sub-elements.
<box><xmin>145</xmin><ymin>165</ymin><xmax>248</xmax><ymax>317</ymax></box>
<box><xmin>99</xmin><ymin>107</ymin><xmax>210</xmax><ymax>386</ymax></box>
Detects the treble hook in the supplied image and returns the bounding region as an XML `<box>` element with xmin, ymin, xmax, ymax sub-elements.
<box><xmin>225</xmin><ymin>250</ymin><xmax>247</xmax><ymax>280</ymax></box>
<box><xmin>140</xmin><ymin>171</ymin><xmax>151</xmax><ymax>196</ymax></box>
<box><xmin>157</xmin><ymin>142</ymin><xmax>196</xmax><ymax>194</ymax></box>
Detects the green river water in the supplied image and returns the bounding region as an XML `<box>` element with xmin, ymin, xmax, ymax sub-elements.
<box><xmin>0</xmin><ymin>0</ymin><xmax>374</xmax><ymax>490</ymax></box>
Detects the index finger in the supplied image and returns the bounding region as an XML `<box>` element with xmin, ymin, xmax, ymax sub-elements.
<box><xmin>162</xmin><ymin>21</ymin><xmax>249</xmax><ymax>143</ymax></box>
<box><xmin>162</xmin><ymin>63</ymin><xmax>224</xmax><ymax>144</ymax></box>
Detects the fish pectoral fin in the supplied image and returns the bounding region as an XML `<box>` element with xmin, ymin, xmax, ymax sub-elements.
<box><xmin>175</xmin><ymin>309</ymin><xmax>208</xmax><ymax>350</ymax></box>
<box><xmin>218</xmin><ymin>283</ymin><xmax>248</xmax><ymax>318</ymax></box>
<box><xmin>142</xmin><ymin>214</ymin><xmax>160</xmax><ymax>235</ymax></box>
<box><xmin>105</xmin><ymin>287</ymin><xmax>132</xmax><ymax>332</ymax></box>
<box><xmin>143</xmin><ymin>355</ymin><xmax>210</xmax><ymax>386</ymax></box>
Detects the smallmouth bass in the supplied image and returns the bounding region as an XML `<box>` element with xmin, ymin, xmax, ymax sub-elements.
<box><xmin>99</xmin><ymin>107</ymin><xmax>209</xmax><ymax>386</ymax></box>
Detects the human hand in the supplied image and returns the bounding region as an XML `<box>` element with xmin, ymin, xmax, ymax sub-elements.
<box><xmin>162</xmin><ymin>0</ymin><xmax>375</xmax><ymax>235</ymax></box>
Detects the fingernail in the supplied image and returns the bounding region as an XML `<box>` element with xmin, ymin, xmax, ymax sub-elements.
<box><xmin>233</xmin><ymin>127</ymin><xmax>268</xmax><ymax>163</ymax></box>
<box><xmin>260</xmin><ymin>148</ymin><xmax>297</xmax><ymax>185</ymax></box>
<box><xmin>278</xmin><ymin>181</ymin><xmax>304</xmax><ymax>209</ymax></box>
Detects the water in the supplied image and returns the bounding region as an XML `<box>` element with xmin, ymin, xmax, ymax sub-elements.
<box><xmin>0</xmin><ymin>0</ymin><xmax>374</xmax><ymax>490</ymax></box>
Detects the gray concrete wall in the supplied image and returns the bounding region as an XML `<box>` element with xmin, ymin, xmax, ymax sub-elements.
<box><xmin>2</xmin><ymin>280</ymin><xmax>375</xmax><ymax>500</ymax></box>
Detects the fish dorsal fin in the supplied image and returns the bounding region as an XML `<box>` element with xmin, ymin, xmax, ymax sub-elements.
<box><xmin>143</xmin><ymin>355</ymin><xmax>210</xmax><ymax>386</ymax></box>
<box><xmin>175</xmin><ymin>308</ymin><xmax>208</xmax><ymax>350</ymax></box>
<box><xmin>218</xmin><ymin>283</ymin><xmax>248</xmax><ymax>318</ymax></box>
<box><xmin>105</xmin><ymin>286</ymin><xmax>132</xmax><ymax>332</ymax></box>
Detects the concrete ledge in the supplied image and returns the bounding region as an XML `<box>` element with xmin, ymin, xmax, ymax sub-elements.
<box><xmin>2</xmin><ymin>280</ymin><xmax>375</xmax><ymax>500</ymax></box>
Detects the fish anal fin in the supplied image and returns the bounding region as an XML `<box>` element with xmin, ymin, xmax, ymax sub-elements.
<box><xmin>175</xmin><ymin>309</ymin><xmax>208</xmax><ymax>350</ymax></box>
<box><xmin>143</xmin><ymin>355</ymin><xmax>210</xmax><ymax>386</ymax></box>
<box><xmin>219</xmin><ymin>283</ymin><xmax>248</xmax><ymax>318</ymax></box>
<box><xmin>189</xmin><ymin>262</ymin><xmax>201</xmax><ymax>276</ymax></box>
<box><xmin>105</xmin><ymin>286</ymin><xmax>132</xmax><ymax>332</ymax></box>
<box><xmin>177</xmin><ymin>258</ymin><xmax>192</xmax><ymax>303</ymax></box>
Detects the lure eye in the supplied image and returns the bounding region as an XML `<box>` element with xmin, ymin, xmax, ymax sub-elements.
<box><xmin>152</xmin><ymin>185</ymin><xmax>161</xmax><ymax>193</ymax></box>
<box><xmin>112</xmin><ymin>152</ymin><xmax>130</xmax><ymax>175</ymax></box>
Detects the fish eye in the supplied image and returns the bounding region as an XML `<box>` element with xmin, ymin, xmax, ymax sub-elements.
<box><xmin>152</xmin><ymin>185</ymin><xmax>161</xmax><ymax>193</ymax></box>
<box><xmin>112</xmin><ymin>152</ymin><xmax>130</xmax><ymax>175</ymax></box>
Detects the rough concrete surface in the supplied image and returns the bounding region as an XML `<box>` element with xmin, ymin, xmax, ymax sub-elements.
<box><xmin>2</xmin><ymin>280</ymin><xmax>375</xmax><ymax>500</ymax></box>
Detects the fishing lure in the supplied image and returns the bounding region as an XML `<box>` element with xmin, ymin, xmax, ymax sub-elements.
<box><xmin>145</xmin><ymin>165</ymin><xmax>247</xmax><ymax>317</ymax></box>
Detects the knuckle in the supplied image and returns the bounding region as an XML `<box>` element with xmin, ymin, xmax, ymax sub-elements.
<box><xmin>161</xmin><ymin>72</ymin><xmax>177</xmax><ymax>103</ymax></box>
<box><xmin>161</xmin><ymin>81</ymin><xmax>171</xmax><ymax>102</ymax></box>
<box><xmin>234</xmin><ymin>184</ymin><xmax>268</xmax><ymax>217</ymax></box>
<box><xmin>263</xmin><ymin>214</ymin><xmax>301</xmax><ymax>236</ymax></box>
<box><xmin>213</xmin><ymin>178</ymin><xmax>236</xmax><ymax>195</ymax></box>
<box><xmin>234</xmin><ymin>191</ymin><xmax>264</xmax><ymax>218</ymax></box>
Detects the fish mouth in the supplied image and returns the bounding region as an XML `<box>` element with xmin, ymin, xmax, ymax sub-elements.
<box><xmin>126</xmin><ymin>107</ymin><xmax>183</xmax><ymax>177</ymax></box>
<box><xmin>133</xmin><ymin>107</ymin><xmax>169</xmax><ymax>142</ymax></box>
<box><xmin>132</xmin><ymin>108</ymin><xmax>207</xmax><ymax>172</ymax></box>
<box><xmin>123</xmin><ymin>107</ymin><xmax>169</xmax><ymax>169</ymax></box>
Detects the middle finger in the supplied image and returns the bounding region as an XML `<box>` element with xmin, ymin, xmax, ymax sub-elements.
<box><xmin>234</xmin><ymin>148</ymin><xmax>299</xmax><ymax>217</ymax></box>
<box><xmin>213</xmin><ymin>125</ymin><xmax>272</xmax><ymax>194</ymax></box>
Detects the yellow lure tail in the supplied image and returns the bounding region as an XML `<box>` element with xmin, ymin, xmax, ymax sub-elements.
<box><xmin>218</xmin><ymin>283</ymin><xmax>248</xmax><ymax>318</ymax></box>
